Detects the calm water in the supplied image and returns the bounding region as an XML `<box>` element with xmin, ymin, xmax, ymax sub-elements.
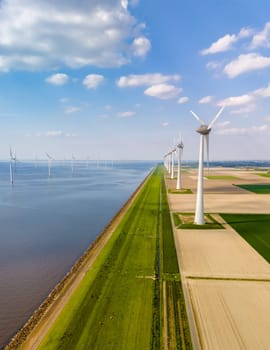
<box><xmin>0</xmin><ymin>160</ymin><xmax>155</xmax><ymax>348</ymax></box>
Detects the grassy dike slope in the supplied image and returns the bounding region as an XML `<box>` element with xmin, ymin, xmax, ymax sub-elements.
<box><xmin>35</xmin><ymin>165</ymin><xmax>192</xmax><ymax>350</ymax></box>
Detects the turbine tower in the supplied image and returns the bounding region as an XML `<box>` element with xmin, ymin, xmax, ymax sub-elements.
<box><xmin>71</xmin><ymin>154</ymin><xmax>76</xmax><ymax>174</ymax></box>
<box><xmin>170</xmin><ymin>148</ymin><xmax>176</xmax><ymax>179</ymax></box>
<box><xmin>190</xmin><ymin>106</ymin><xmax>224</xmax><ymax>224</ymax></box>
<box><xmin>176</xmin><ymin>135</ymin><xmax>184</xmax><ymax>190</ymax></box>
<box><xmin>9</xmin><ymin>146</ymin><xmax>16</xmax><ymax>184</ymax></box>
<box><xmin>45</xmin><ymin>152</ymin><xmax>54</xmax><ymax>177</ymax></box>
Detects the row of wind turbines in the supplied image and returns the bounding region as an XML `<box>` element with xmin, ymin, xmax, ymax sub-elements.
<box><xmin>164</xmin><ymin>106</ymin><xmax>225</xmax><ymax>225</ymax></box>
<box><xmin>8</xmin><ymin>149</ymin><xmax>113</xmax><ymax>185</ymax></box>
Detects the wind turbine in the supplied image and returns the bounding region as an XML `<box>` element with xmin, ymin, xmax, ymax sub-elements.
<box><xmin>71</xmin><ymin>154</ymin><xmax>76</xmax><ymax>174</ymax></box>
<box><xmin>9</xmin><ymin>146</ymin><xmax>16</xmax><ymax>184</ymax></box>
<box><xmin>170</xmin><ymin>147</ymin><xmax>176</xmax><ymax>179</ymax></box>
<box><xmin>176</xmin><ymin>135</ymin><xmax>184</xmax><ymax>190</ymax></box>
<box><xmin>45</xmin><ymin>152</ymin><xmax>54</xmax><ymax>177</ymax></box>
<box><xmin>190</xmin><ymin>106</ymin><xmax>224</xmax><ymax>224</ymax></box>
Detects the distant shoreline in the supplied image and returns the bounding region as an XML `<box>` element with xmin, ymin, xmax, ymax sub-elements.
<box><xmin>5</xmin><ymin>167</ymin><xmax>154</xmax><ymax>350</ymax></box>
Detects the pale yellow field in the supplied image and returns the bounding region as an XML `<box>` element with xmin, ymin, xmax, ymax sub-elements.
<box><xmin>175</xmin><ymin>225</ymin><xmax>270</xmax><ymax>279</ymax></box>
<box><xmin>188</xmin><ymin>279</ymin><xmax>270</xmax><ymax>350</ymax></box>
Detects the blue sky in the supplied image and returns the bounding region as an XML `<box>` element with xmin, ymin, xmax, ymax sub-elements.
<box><xmin>1</xmin><ymin>0</ymin><xmax>270</xmax><ymax>160</ymax></box>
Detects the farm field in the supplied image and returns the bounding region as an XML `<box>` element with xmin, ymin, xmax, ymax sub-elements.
<box><xmin>221</xmin><ymin>214</ymin><xmax>270</xmax><ymax>263</ymax></box>
<box><xmin>205</xmin><ymin>175</ymin><xmax>239</xmax><ymax>180</ymax></box>
<box><xmin>235</xmin><ymin>183</ymin><xmax>270</xmax><ymax>194</ymax></box>
<box><xmin>188</xmin><ymin>279</ymin><xmax>270</xmax><ymax>349</ymax></box>
<box><xmin>166</xmin><ymin>167</ymin><xmax>270</xmax><ymax>349</ymax></box>
<box><xmin>17</xmin><ymin>166</ymin><xmax>192</xmax><ymax>350</ymax></box>
<box><xmin>256</xmin><ymin>173</ymin><xmax>270</xmax><ymax>178</ymax></box>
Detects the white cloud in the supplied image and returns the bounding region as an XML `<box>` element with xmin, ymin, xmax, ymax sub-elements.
<box><xmin>132</xmin><ymin>36</ymin><xmax>151</xmax><ymax>57</ymax></box>
<box><xmin>251</xmin><ymin>22</ymin><xmax>270</xmax><ymax>48</ymax></box>
<box><xmin>117</xmin><ymin>73</ymin><xmax>181</xmax><ymax>87</ymax></box>
<box><xmin>0</xmin><ymin>0</ymin><xmax>150</xmax><ymax>71</ymax></box>
<box><xmin>230</xmin><ymin>104</ymin><xmax>256</xmax><ymax>115</ymax></box>
<box><xmin>144</xmin><ymin>84</ymin><xmax>182</xmax><ymax>100</ymax></box>
<box><xmin>218</xmin><ymin>82</ymin><xmax>270</xmax><ymax>109</ymax></box>
<box><xmin>224</xmin><ymin>53</ymin><xmax>270</xmax><ymax>78</ymax></box>
<box><xmin>206</xmin><ymin>61</ymin><xmax>223</xmax><ymax>70</ymax></box>
<box><xmin>254</xmin><ymin>83</ymin><xmax>270</xmax><ymax>97</ymax></box>
<box><xmin>216</xmin><ymin>121</ymin><xmax>231</xmax><ymax>129</ymax></box>
<box><xmin>199</xmin><ymin>96</ymin><xmax>213</xmax><ymax>104</ymax></box>
<box><xmin>121</xmin><ymin>0</ymin><xmax>128</xmax><ymax>10</ymax></box>
<box><xmin>83</xmin><ymin>74</ymin><xmax>104</xmax><ymax>89</ymax></box>
<box><xmin>177</xmin><ymin>96</ymin><xmax>189</xmax><ymax>104</ymax></box>
<box><xmin>45</xmin><ymin>73</ymin><xmax>69</xmax><ymax>85</ymax></box>
<box><xmin>65</xmin><ymin>106</ymin><xmax>81</xmax><ymax>114</ymax></box>
<box><xmin>201</xmin><ymin>34</ymin><xmax>237</xmax><ymax>55</ymax></box>
<box><xmin>161</xmin><ymin>122</ymin><xmax>169</xmax><ymax>127</ymax></box>
<box><xmin>39</xmin><ymin>130</ymin><xmax>77</xmax><ymax>137</ymax></box>
<box><xmin>201</xmin><ymin>27</ymin><xmax>253</xmax><ymax>55</ymax></box>
<box><xmin>45</xmin><ymin>130</ymin><xmax>64</xmax><ymax>137</ymax></box>
<box><xmin>218</xmin><ymin>94</ymin><xmax>255</xmax><ymax>107</ymax></box>
<box><xmin>117</xmin><ymin>111</ymin><xmax>136</xmax><ymax>118</ymax></box>
<box><xmin>217</xmin><ymin>124</ymin><xmax>269</xmax><ymax>135</ymax></box>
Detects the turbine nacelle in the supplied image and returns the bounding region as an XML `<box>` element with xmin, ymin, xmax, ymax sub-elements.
<box><xmin>177</xmin><ymin>141</ymin><xmax>184</xmax><ymax>149</ymax></box>
<box><xmin>196</xmin><ymin>125</ymin><xmax>211</xmax><ymax>135</ymax></box>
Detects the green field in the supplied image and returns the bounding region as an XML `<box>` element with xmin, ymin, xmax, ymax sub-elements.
<box><xmin>37</xmin><ymin>166</ymin><xmax>192</xmax><ymax>350</ymax></box>
<box><xmin>168</xmin><ymin>188</ymin><xmax>192</xmax><ymax>194</ymax></box>
<box><xmin>205</xmin><ymin>175</ymin><xmax>239</xmax><ymax>180</ymax></box>
<box><xmin>235</xmin><ymin>184</ymin><xmax>270</xmax><ymax>194</ymax></box>
<box><xmin>256</xmin><ymin>173</ymin><xmax>270</xmax><ymax>178</ymax></box>
<box><xmin>221</xmin><ymin>214</ymin><xmax>270</xmax><ymax>263</ymax></box>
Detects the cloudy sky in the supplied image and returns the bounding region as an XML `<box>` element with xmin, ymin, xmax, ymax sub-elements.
<box><xmin>1</xmin><ymin>0</ymin><xmax>270</xmax><ymax>160</ymax></box>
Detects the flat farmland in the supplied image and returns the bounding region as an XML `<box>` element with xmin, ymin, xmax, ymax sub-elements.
<box><xmin>221</xmin><ymin>214</ymin><xmax>270</xmax><ymax>263</ymax></box>
<box><xmin>188</xmin><ymin>279</ymin><xmax>270</xmax><ymax>350</ymax></box>
<box><xmin>167</xmin><ymin>169</ymin><xmax>270</xmax><ymax>349</ymax></box>
<box><xmin>174</xmin><ymin>222</ymin><xmax>270</xmax><ymax>279</ymax></box>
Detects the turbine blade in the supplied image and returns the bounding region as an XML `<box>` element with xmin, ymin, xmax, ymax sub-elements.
<box><xmin>190</xmin><ymin>110</ymin><xmax>205</xmax><ymax>125</ymax></box>
<box><xmin>205</xmin><ymin>134</ymin><xmax>210</xmax><ymax>173</ymax></box>
<box><xmin>208</xmin><ymin>106</ymin><xmax>225</xmax><ymax>129</ymax></box>
<box><xmin>45</xmin><ymin>152</ymin><xmax>53</xmax><ymax>160</ymax></box>
<box><xmin>9</xmin><ymin>146</ymin><xmax>13</xmax><ymax>159</ymax></box>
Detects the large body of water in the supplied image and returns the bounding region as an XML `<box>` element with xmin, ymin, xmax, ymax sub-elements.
<box><xmin>0</xmin><ymin>160</ymin><xmax>155</xmax><ymax>348</ymax></box>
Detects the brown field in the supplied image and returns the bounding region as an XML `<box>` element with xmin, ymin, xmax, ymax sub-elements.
<box><xmin>188</xmin><ymin>279</ymin><xmax>270</xmax><ymax>350</ymax></box>
<box><xmin>167</xmin><ymin>168</ymin><xmax>270</xmax><ymax>350</ymax></box>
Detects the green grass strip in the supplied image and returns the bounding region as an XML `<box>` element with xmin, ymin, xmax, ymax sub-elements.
<box><xmin>205</xmin><ymin>175</ymin><xmax>239</xmax><ymax>180</ymax></box>
<box><xmin>168</xmin><ymin>189</ymin><xmax>192</xmax><ymax>194</ymax></box>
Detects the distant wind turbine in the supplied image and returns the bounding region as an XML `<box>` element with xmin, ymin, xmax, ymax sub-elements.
<box><xmin>176</xmin><ymin>135</ymin><xmax>184</xmax><ymax>190</ymax></box>
<box><xmin>45</xmin><ymin>152</ymin><xmax>54</xmax><ymax>177</ymax></box>
<box><xmin>190</xmin><ymin>106</ymin><xmax>224</xmax><ymax>224</ymax></box>
<box><xmin>71</xmin><ymin>154</ymin><xmax>76</xmax><ymax>174</ymax></box>
<box><xmin>170</xmin><ymin>147</ymin><xmax>176</xmax><ymax>179</ymax></box>
<box><xmin>9</xmin><ymin>146</ymin><xmax>16</xmax><ymax>184</ymax></box>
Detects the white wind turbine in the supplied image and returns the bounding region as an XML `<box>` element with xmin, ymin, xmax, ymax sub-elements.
<box><xmin>190</xmin><ymin>106</ymin><xmax>224</xmax><ymax>224</ymax></box>
<box><xmin>170</xmin><ymin>147</ymin><xmax>176</xmax><ymax>179</ymax></box>
<box><xmin>176</xmin><ymin>135</ymin><xmax>184</xmax><ymax>190</ymax></box>
<box><xmin>71</xmin><ymin>154</ymin><xmax>76</xmax><ymax>174</ymax></box>
<box><xmin>45</xmin><ymin>152</ymin><xmax>54</xmax><ymax>177</ymax></box>
<box><xmin>9</xmin><ymin>146</ymin><xmax>16</xmax><ymax>184</ymax></box>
